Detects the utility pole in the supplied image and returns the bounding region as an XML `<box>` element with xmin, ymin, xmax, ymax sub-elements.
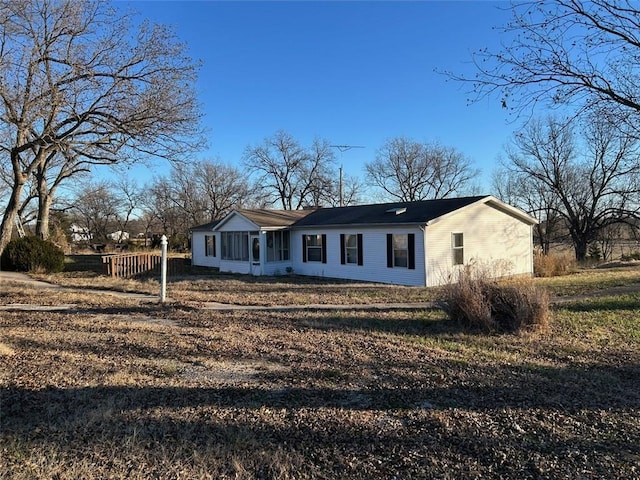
<box><xmin>330</xmin><ymin>145</ymin><xmax>364</xmax><ymax>207</ymax></box>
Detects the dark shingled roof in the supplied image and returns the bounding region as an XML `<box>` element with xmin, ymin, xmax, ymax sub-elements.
<box><xmin>237</xmin><ymin>208</ymin><xmax>315</xmax><ymax>227</ymax></box>
<box><xmin>190</xmin><ymin>219</ymin><xmax>222</xmax><ymax>231</ymax></box>
<box><xmin>292</xmin><ymin>196</ymin><xmax>490</xmax><ymax>227</ymax></box>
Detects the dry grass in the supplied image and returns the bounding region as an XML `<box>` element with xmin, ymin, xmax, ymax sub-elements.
<box><xmin>31</xmin><ymin>261</ymin><xmax>640</xmax><ymax>308</ymax></box>
<box><xmin>534</xmin><ymin>252</ymin><xmax>576</xmax><ymax>277</ymax></box>
<box><xmin>1</xmin><ymin>275</ymin><xmax>640</xmax><ymax>479</ymax></box>
<box><xmin>35</xmin><ymin>271</ymin><xmax>438</xmax><ymax>306</ymax></box>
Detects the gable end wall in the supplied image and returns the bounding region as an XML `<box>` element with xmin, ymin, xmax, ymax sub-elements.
<box><xmin>425</xmin><ymin>202</ymin><xmax>533</xmax><ymax>286</ymax></box>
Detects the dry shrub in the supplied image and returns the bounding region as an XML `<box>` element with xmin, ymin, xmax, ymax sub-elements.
<box><xmin>534</xmin><ymin>252</ymin><xmax>575</xmax><ymax>277</ymax></box>
<box><xmin>440</xmin><ymin>266</ymin><xmax>550</xmax><ymax>333</ymax></box>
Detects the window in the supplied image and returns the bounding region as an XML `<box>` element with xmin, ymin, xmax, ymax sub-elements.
<box><xmin>452</xmin><ymin>233</ymin><xmax>464</xmax><ymax>265</ymax></box>
<box><xmin>302</xmin><ymin>234</ymin><xmax>326</xmax><ymax>263</ymax></box>
<box><xmin>266</xmin><ymin>230</ymin><xmax>290</xmax><ymax>262</ymax></box>
<box><xmin>341</xmin><ymin>233</ymin><xmax>363</xmax><ymax>265</ymax></box>
<box><xmin>305</xmin><ymin>235</ymin><xmax>323</xmax><ymax>262</ymax></box>
<box><xmin>386</xmin><ymin>233</ymin><xmax>415</xmax><ymax>269</ymax></box>
<box><xmin>393</xmin><ymin>234</ymin><xmax>408</xmax><ymax>268</ymax></box>
<box><xmin>221</xmin><ymin>232</ymin><xmax>249</xmax><ymax>261</ymax></box>
<box><xmin>205</xmin><ymin>235</ymin><xmax>216</xmax><ymax>257</ymax></box>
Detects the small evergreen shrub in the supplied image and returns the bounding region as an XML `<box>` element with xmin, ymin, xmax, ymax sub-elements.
<box><xmin>439</xmin><ymin>267</ymin><xmax>550</xmax><ymax>333</ymax></box>
<box><xmin>588</xmin><ymin>244</ymin><xmax>602</xmax><ymax>262</ymax></box>
<box><xmin>1</xmin><ymin>236</ymin><xmax>65</xmax><ymax>273</ymax></box>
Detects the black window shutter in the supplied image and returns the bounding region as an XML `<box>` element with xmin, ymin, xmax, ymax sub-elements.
<box><xmin>213</xmin><ymin>235</ymin><xmax>216</xmax><ymax>257</ymax></box>
<box><xmin>408</xmin><ymin>233</ymin><xmax>415</xmax><ymax>270</ymax></box>
<box><xmin>321</xmin><ymin>234</ymin><xmax>327</xmax><ymax>264</ymax></box>
<box><xmin>357</xmin><ymin>234</ymin><xmax>363</xmax><ymax>266</ymax></box>
<box><xmin>204</xmin><ymin>236</ymin><xmax>208</xmax><ymax>257</ymax></box>
<box><xmin>340</xmin><ymin>234</ymin><xmax>345</xmax><ymax>265</ymax></box>
<box><xmin>302</xmin><ymin>235</ymin><xmax>307</xmax><ymax>262</ymax></box>
<box><xmin>386</xmin><ymin>234</ymin><xmax>393</xmax><ymax>268</ymax></box>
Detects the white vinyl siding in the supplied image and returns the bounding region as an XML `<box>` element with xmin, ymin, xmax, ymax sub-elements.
<box><xmin>425</xmin><ymin>202</ymin><xmax>534</xmax><ymax>286</ymax></box>
<box><xmin>292</xmin><ymin>228</ymin><xmax>426</xmax><ymax>286</ymax></box>
<box><xmin>191</xmin><ymin>231</ymin><xmax>220</xmax><ymax>268</ymax></box>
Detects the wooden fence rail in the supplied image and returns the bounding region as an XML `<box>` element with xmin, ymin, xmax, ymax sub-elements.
<box><xmin>102</xmin><ymin>253</ymin><xmax>187</xmax><ymax>278</ymax></box>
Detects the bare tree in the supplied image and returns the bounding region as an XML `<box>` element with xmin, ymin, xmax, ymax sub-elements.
<box><xmin>111</xmin><ymin>175</ymin><xmax>143</xmax><ymax>243</ymax></box>
<box><xmin>194</xmin><ymin>160</ymin><xmax>251</xmax><ymax>221</ymax></box>
<box><xmin>166</xmin><ymin>164</ymin><xmax>209</xmax><ymax>228</ymax></box>
<box><xmin>146</xmin><ymin>159</ymin><xmax>251</xmax><ymax>236</ymax></box>
<box><xmin>366</xmin><ymin>137</ymin><xmax>478</xmax><ymax>202</ymax></box>
<box><xmin>322</xmin><ymin>173</ymin><xmax>365</xmax><ymax>207</ymax></box>
<box><xmin>503</xmin><ymin>116</ymin><xmax>640</xmax><ymax>261</ymax></box>
<box><xmin>32</xmin><ymin>149</ymin><xmax>93</xmax><ymax>239</ymax></box>
<box><xmin>493</xmin><ymin>165</ymin><xmax>564</xmax><ymax>254</ymax></box>
<box><xmin>458</xmin><ymin>0</ymin><xmax>640</xmax><ymax>127</ymax></box>
<box><xmin>0</xmin><ymin>0</ymin><xmax>202</xmax><ymax>254</ymax></box>
<box><xmin>243</xmin><ymin>131</ymin><xmax>336</xmax><ymax>209</ymax></box>
<box><xmin>141</xmin><ymin>178</ymin><xmax>187</xmax><ymax>240</ymax></box>
<box><xmin>70</xmin><ymin>182</ymin><xmax>120</xmax><ymax>243</ymax></box>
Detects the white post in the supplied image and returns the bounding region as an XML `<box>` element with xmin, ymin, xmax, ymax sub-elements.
<box><xmin>160</xmin><ymin>234</ymin><xmax>168</xmax><ymax>303</ymax></box>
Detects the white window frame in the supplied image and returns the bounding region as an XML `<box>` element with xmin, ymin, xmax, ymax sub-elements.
<box><xmin>305</xmin><ymin>234</ymin><xmax>323</xmax><ymax>263</ymax></box>
<box><xmin>452</xmin><ymin>232</ymin><xmax>464</xmax><ymax>265</ymax></box>
<box><xmin>393</xmin><ymin>234</ymin><xmax>408</xmax><ymax>268</ymax></box>
<box><xmin>344</xmin><ymin>234</ymin><xmax>358</xmax><ymax>264</ymax></box>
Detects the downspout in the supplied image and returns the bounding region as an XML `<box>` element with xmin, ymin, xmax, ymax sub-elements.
<box><xmin>420</xmin><ymin>224</ymin><xmax>428</xmax><ymax>287</ymax></box>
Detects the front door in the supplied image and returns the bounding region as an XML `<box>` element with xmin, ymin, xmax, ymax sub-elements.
<box><xmin>250</xmin><ymin>235</ymin><xmax>261</xmax><ymax>275</ymax></box>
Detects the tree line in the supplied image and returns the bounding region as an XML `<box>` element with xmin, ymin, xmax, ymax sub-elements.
<box><xmin>25</xmin><ymin>129</ymin><xmax>479</xmax><ymax>250</ymax></box>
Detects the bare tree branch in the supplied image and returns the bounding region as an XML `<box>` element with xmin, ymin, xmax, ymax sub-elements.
<box><xmin>366</xmin><ymin>137</ymin><xmax>478</xmax><ymax>202</ymax></box>
<box><xmin>0</xmin><ymin>0</ymin><xmax>203</xmax><ymax>253</ymax></box>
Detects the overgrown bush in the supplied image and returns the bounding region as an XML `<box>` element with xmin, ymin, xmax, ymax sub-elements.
<box><xmin>0</xmin><ymin>236</ymin><xmax>65</xmax><ymax>273</ymax></box>
<box><xmin>439</xmin><ymin>267</ymin><xmax>550</xmax><ymax>333</ymax></box>
<box><xmin>534</xmin><ymin>252</ymin><xmax>575</xmax><ymax>277</ymax></box>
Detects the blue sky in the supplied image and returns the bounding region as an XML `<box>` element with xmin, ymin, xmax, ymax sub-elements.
<box><xmin>118</xmin><ymin>1</ymin><xmax>517</xmax><ymax>196</ymax></box>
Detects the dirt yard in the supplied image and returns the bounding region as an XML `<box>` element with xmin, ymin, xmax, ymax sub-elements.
<box><xmin>1</xmin><ymin>270</ymin><xmax>639</xmax><ymax>479</ymax></box>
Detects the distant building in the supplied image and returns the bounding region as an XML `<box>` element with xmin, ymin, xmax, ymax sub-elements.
<box><xmin>108</xmin><ymin>230</ymin><xmax>130</xmax><ymax>242</ymax></box>
<box><xmin>70</xmin><ymin>224</ymin><xmax>92</xmax><ymax>243</ymax></box>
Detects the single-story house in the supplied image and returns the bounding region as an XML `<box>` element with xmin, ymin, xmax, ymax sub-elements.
<box><xmin>190</xmin><ymin>195</ymin><xmax>538</xmax><ymax>287</ymax></box>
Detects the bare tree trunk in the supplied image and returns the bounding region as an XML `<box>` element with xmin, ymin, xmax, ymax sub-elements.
<box><xmin>35</xmin><ymin>170</ymin><xmax>51</xmax><ymax>240</ymax></box>
<box><xmin>574</xmin><ymin>238</ymin><xmax>588</xmax><ymax>262</ymax></box>
<box><xmin>0</xmin><ymin>180</ymin><xmax>27</xmax><ymax>256</ymax></box>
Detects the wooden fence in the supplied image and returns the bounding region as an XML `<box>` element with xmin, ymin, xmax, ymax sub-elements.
<box><xmin>102</xmin><ymin>253</ymin><xmax>188</xmax><ymax>278</ymax></box>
